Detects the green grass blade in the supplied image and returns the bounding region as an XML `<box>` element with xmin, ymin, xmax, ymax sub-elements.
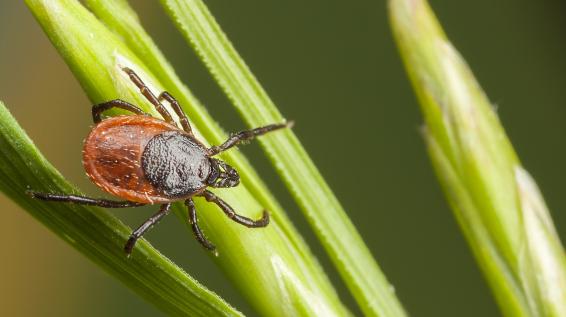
<box><xmin>389</xmin><ymin>0</ymin><xmax>566</xmax><ymax>316</ymax></box>
<box><xmin>0</xmin><ymin>100</ymin><xmax>242</xmax><ymax>317</ymax></box>
<box><xmin>158</xmin><ymin>1</ymin><xmax>407</xmax><ymax>316</ymax></box>
<box><xmin>82</xmin><ymin>0</ymin><xmax>321</xmax><ymax>288</ymax></box>
<box><xmin>24</xmin><ymin>0</ymin><xmax>350</xmax><ymax>315</ymax></box>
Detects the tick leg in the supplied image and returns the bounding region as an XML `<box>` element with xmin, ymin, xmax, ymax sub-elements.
<box><xmin>158</xmin><ymin>91</ymin><xmax>193</xmax><ymax>135</ymax></box>
<box><xmin>92</xmin><ymin>99</ymin><xmax>146</xmax><ymax>124</ymax></box>
<box><xmin>27</xmin><ymin>191</ymin><xmax>145</xmax><ymax>208</ymax></box>
<box><xmin>201</xmin><ymin>190</ymin><xmax>269</xmax><ymax>228</ymax></box>
<box><xmin>125</xmin><ymin>203</ymin><xmax>171</xmax><ymax>255</ymax></box>
<box><xmin>186</xmin><ymin>199</ymin><xmax>216</xmax><ymax>251</ymax></box>
<box><xmin>122</xmin><ymin>67</ymin><xmax>175</xmax><ymax>124</ymax></box>
<box><xmin>208</xmin><ymin>122</ymin><xmax>292</xmax><ymax>156</ymax></box>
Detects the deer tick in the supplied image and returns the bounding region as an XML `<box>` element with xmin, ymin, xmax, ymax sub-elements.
<box><xmin>28</xmin><ymin>67</ymin><xmax>290</xmax><ymax>255</ymax></box>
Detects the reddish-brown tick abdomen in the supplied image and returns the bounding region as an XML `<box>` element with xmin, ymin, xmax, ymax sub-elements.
<box><xmin>82</xmin><ymin>115</ymin><xmax>181</xmax><ymax>204</ymax></box>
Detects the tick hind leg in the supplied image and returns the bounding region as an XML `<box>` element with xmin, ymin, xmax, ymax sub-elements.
<box><xmin>186</xmin><ymin>199</ymin><xmax>216</xmax><ymax>252</ymax></box>
<box><xmin>27</xmin><ymin>191</ymin><xmax>145</xmax><ymax>208</ymax></box>
<box><xmin>201</xmin><ymin>190</ymin><xmax>269</xmax><ymax>228</ymax></box>
<box><xmin>208</xmin><ymin>122</ymin><xmax>292</xmax><ymax>156</ymax></box>
<box><xmin>92</xmin><ymin>100</ymin><xmax>146</xmax><ymax>124</ymax></box>
<box><xmin>122</xmin><ymin>67</ymin><xmax>176</xmax><ymax>125</ymax></box>
<box><xmin>124</xmin><ymin>203</ymin><xmax>171</xmax><ymax>255</ymax></box>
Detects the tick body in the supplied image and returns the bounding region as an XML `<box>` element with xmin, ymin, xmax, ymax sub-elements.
<box><xmin>83</xmin><ymin>116</ymin><xmax>210</xmax><ymax>203</ymax></box>
<box><xmin>29</xmin><ymin>67</ymin><xmax>290</xmax><ymax>255</ymax></box>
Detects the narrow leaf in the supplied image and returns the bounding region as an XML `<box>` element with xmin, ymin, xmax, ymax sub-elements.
<box><xmin>159</xmin><ymin>1</ymin><xmax>407</xmax><ymax>316</ymax></box>
<box><xmin>0</xmin><ymin>100</ymin><xmax>242</xmax><ymax>317</ymax></box>
<box><xmin>24</xmin><ymin>0</ymin><xmax>350</xmax><ymax>315</ymax></box>
<box><xmin>82</xmin><ymin>0</ymin><xmax>320</xmax><ymax>283</ymax></box>
<box><xmin>389</xmin><ymin>0</ymin><xmax>566</xmax><ymax>316</ymax></box>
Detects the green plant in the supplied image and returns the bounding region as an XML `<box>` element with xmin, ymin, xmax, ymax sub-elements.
<box><xmin>4</xmin><ymin>0</ymin><xmax>563</xmax><ymax>316</ymax></box>
<box><xmin>389</xmin><ymin>0</ymin><xmax>566</xmax><ymax>316</ymax></box>
<box><xmin>10</xmin><ymin>0</ymin><xmax>403</xmax><ymax>315</ymax></box>
<box><xmin>156</xmin><ymin>1</ymin><xmax>406</xmax><ymax>316</ymax></box>
<box><xmin>0</xmin><ymin>99</ymin><xmax>241</xmax><ymax>317</ymax></box>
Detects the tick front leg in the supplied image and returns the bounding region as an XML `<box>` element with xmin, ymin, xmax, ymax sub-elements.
<box><xmin>186</xmin><ymin>199</ymin><xmax>216</xmax><ymax>252</ymax></box>
<box><xmin>92</xmin><ymin>99</ymin><xmax>146</xmax><ymax>124</ymax></box>
<box><xmin>122</xmin><ymin>67</ymin><xmax>175</xmax><ymax>124</ymax></box>
<box><xmin>208</xmin><ymin>122</ymin><xmax>292</xmax><ymax>156</ymax></box>
<box><xmin>201</xmin><ymin>190</ymin><xmax>269</xmax><ymax>228</ymax></box>
<box><xmin>27</xmin><ymin>191</ymin><xmax>145</xmax><ymax>208</ymax></box>
<box><xmin>124</xmin><ymin>203</ymin><xmax>171</xmax><ymax>255</ymax></box>
<box><xmin>158</xmin><ymin>91</ymin><xmax>193</xmax><ymax>135</ymax></box>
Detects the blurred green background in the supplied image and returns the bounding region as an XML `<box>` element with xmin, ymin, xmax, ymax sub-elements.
<box><xmin>1</xmin><ymin>1</ymin><xmax>565</xmax><ymax>316</ymax></box>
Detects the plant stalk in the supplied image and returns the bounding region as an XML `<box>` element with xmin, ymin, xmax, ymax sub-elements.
<box><xmin>389</xmin><ymin>0</ymin><xmax>566</xmax><ymax>316</ymax></box>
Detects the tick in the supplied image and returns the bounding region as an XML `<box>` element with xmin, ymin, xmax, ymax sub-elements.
<box><xmin>28</xmin><ymin>67</ymin><xmax>290</xmax><ymax>255</ymax></box>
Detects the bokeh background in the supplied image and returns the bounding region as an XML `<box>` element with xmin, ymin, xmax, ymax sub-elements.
<box><xmin>1</xmin><ymin>1</ymin><xmax>565</xmax><ymax>316</ymax></box>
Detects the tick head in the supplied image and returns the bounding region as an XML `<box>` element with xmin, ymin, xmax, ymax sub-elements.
<box><xmin>207</xmin><ymin>158</ymin><xmax>240</xmax><ymax>188</ymax></box>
